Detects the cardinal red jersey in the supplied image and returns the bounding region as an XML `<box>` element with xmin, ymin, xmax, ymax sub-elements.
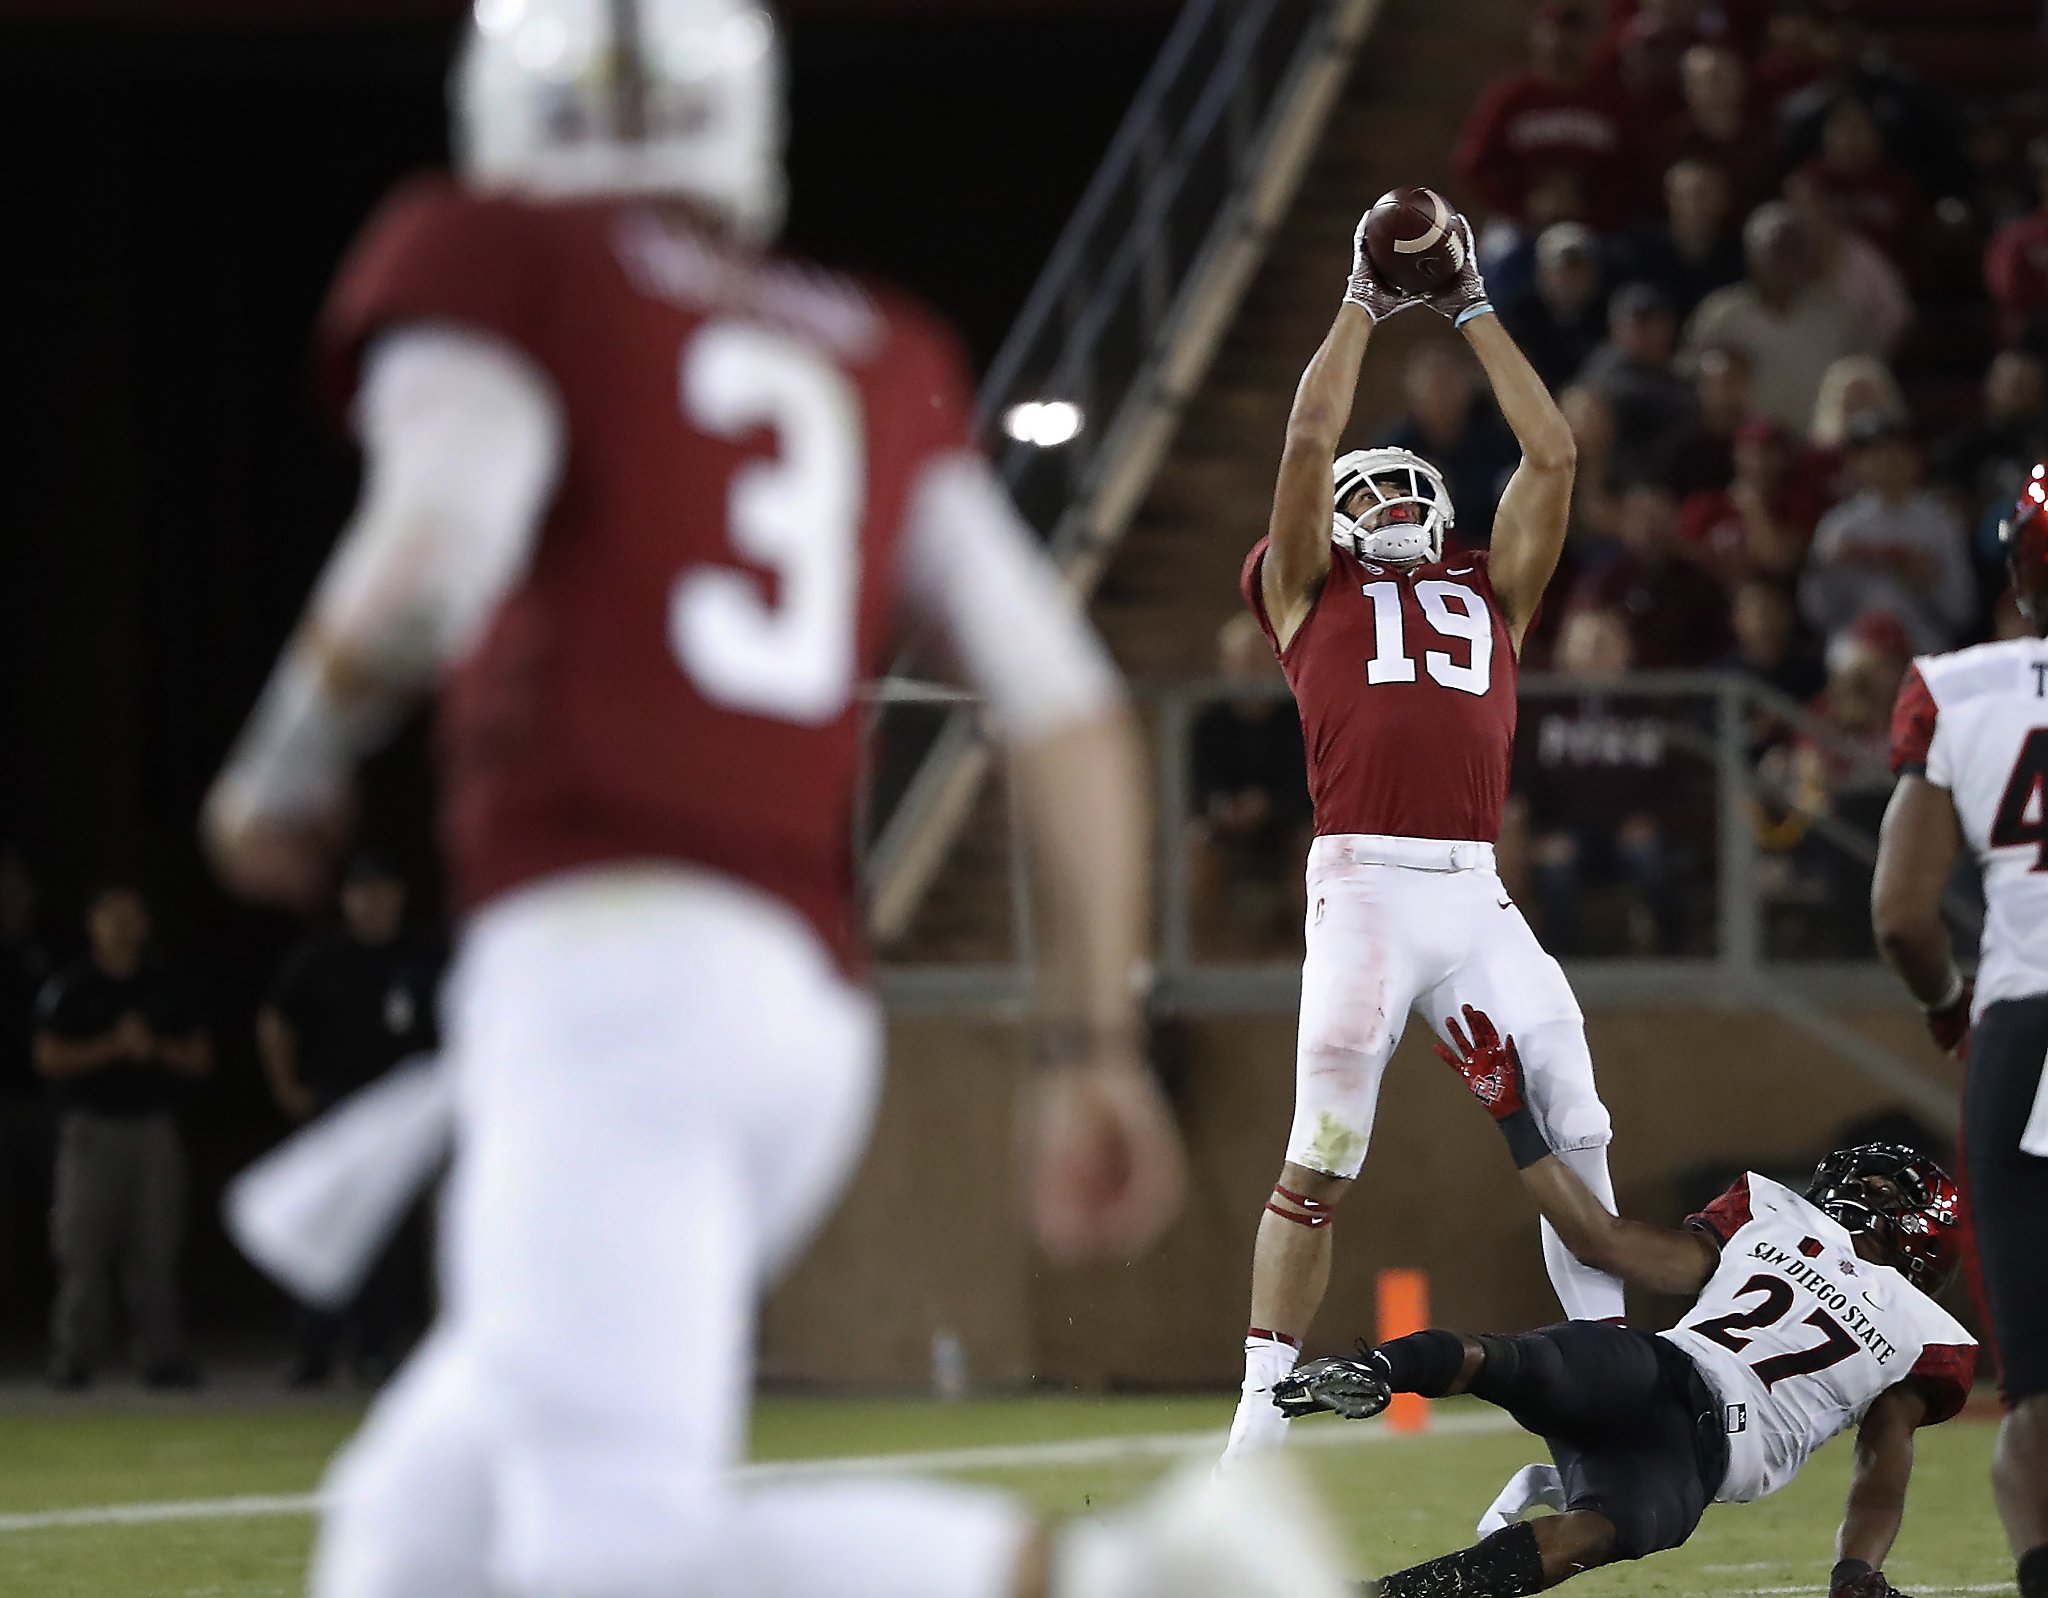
<box><xmin>1242</xmin><ymin>541</ymin><xmax>1519</xmax><ymax>842</ymax></box>
<box><xmin>319</xmin><ymin>175</ymin><xmax>976</xmax><ymax>972</ymax></box>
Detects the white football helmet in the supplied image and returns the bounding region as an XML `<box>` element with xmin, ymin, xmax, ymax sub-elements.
<box><xmin>454</xmin><ymin>0</ymin><xmax>787</xmax><ymax>243</ymax></box>
<box><xmin>1330</xmin><ymin>447</ymin><xmax>1454</xmax><ymax>567</ymax></box>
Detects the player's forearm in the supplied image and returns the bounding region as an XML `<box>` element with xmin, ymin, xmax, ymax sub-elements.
<box><xmin>1009</xmin><ymin>707</ymin><xmax>1150</xmax><ymax>1046</ymax></box>
<box><xmin>1872</xmin><ymin>778</ymin><xmax>1964</xmax><ymax>1008</ymax></box>
<box><xmin>1836</xmin><ymin>1430</ymin><xmax>1913</xmax><ymax>1570</ymax></box>
<box><xmin>1285</xmin><ymin>304</ymin><xmax>1373</xmax><ymax>453</ymax></box>
<box><xmin>1459</xmin><ymin>316</ymin><xmax>1573</xmax><ymax>469</ymax></box>
<box><xmin>1519</xmin><ymin>1158</ymin><xmax>1711</xmax><ymax>1295</ymax></box>
<box><xmin>1874</xmin><ymin>909</ymin><xmax>1957</xmax><ymax>1010</ymax></box>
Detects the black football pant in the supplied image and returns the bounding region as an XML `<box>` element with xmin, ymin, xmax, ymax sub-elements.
<box><xmin>1965</xmin><ymin>994</ymin><xmax>2048</xmax><ymax>1403</ymax></box>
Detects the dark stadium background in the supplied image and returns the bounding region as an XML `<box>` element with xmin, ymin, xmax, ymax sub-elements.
<box><xmin>0</xmin><ymin>0</ymin><xmax>1175</xmax><ymax>1352</ymax></box>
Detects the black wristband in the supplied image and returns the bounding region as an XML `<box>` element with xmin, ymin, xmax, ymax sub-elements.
<box><xmin>1496</xmin><ymin>1107</ymin><xmax>1552</xmax><ymax>1170</ymax></box>
<box><xmin>1830</xmin><ymin>1557</ymin><xmax>1874</xmax><ymax>1591</ymax></box>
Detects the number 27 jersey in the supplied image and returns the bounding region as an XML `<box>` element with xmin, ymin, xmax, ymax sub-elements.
<box><xmin>318</xmin><ymin>178</ymin><xmax>977</xmax><ymax>971</ymax></box>
<box><xmin>1243</xmin><ymin>541</ymin><xmax>1518</xmax><ymax>842</ymax></box>
<box><xmin>1660</xmin><ymin>1173</ymin><xmax>1975</xmax><ymax>1504</ymax></box>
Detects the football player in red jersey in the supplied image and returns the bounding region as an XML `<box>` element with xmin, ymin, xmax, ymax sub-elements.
<box><xmin>203</xmin><ymin>5</ymin><xmax>1354</xmax><ymax>1598</ymax></box>
<box><xmin>1222</xmin><ymin>204</ymin><xmax>1625</xmax><ymax>1466</ymax></box>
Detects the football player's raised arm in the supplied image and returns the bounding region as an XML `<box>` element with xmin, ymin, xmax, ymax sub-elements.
<box><xmin>1872</xmin><ymin>774</ymin><xmax>1965</xmax><ymax>1009</ymax></box>
<box><xmin>1460</xmin><ymin>312</ymin><xmax>1575</xmax><ymax>649</ymax></box>
<box><xmin>1831</xmin><ymin>1381</ymin><xmax>1928</xmax><ymax>1589</ymax></box>
<box><xmin>1264</xmin><ymin>304</ymin><xmax>1372</xmax><ymax>641</ymax></box>
<box><xmin>204</xmin><ymin>328</ymin><xmax>563</xmax><ymax>907</ymax></box>
<box><xmin>1436</xmin><ymin>1005</ymin><xmax>1717</xmax><ymax>1296</ymax></box>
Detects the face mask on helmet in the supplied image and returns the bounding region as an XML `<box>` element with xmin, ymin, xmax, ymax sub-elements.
<box><xmin>2000</xmin><ymin>463</ymin><xmax>2048</xmax><ymax>635</ymax></box>
<box><xmin>1806</xmin><ymin>1143</ymin><xmax>1965</xmax><ymax>1296</ymax></box>
<box><xmin>1331</xmin><ymin>448</ymin><xmax>1454</xmax><ymax>568</ymax></box>
<box><xmin>455</xmin><ymin>0</ymin><xmax>787</xmax><ymax>244</ymax></box>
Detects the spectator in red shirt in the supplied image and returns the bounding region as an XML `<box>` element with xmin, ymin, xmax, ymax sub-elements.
<box><xmin>1661</xmin><ymin>45</ymin><xmax>1781</xmax><ymax>219</ymax></box>
<box><xmin>1455</xmin><ymin>0</ymin><xmax>1644</xmax><ymax>229</ymax></box>
<box><xmin>1572</xmin><ymin>478</ymin><xmax>1732</xmax><ymax>666</ymax></box>
<box><xmin>1658</xmin><ymin>341</ymin><xmax>1755</xmax><ymax>498</ymax></box>
<box><xmin>1677</xmin><ymin>416</ymin><xmax>1825</xmax><ymax>586</ymax></box>
<box><xmin>1752</xmin><ymin>0</ymin><xmax>1831</xmax><ymax>110</ymax></box>
<box><xmin>1598</xmin><ymin>0</ymin><xmax>1772</xmax><ymax>59</ymax></box>
<box><xmin>1794</xmin><ymin>95</ymin><xmax>1924</xmax><ymax>279</ymax></box>
<box><xmin>1986</xmin><ymin>151</ymin><xmax>2048</xmax><ymax>346</ymax></box>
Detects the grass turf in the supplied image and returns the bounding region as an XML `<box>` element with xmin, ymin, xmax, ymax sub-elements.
<box><xmin>0</xmin><ymin>1394</ymin><xmax>2012</xmax><ymax>1598</ymax></box>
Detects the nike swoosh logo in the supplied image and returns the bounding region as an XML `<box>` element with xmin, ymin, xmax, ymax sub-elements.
<box><xmin>1498</xmin><ymin>899</ymin><xmax>1514</xmax><ymax>910</ymax></box>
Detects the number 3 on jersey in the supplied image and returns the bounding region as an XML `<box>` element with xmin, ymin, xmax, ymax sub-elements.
<box><xmin>1362</xmin><ymin>580</ymin><xmax>1493</xmax><ymax>696</ymax></box>
<box><xmin>670</xmin><ymin>322</ymin><xmax>867</xmax><ymax>726</ymax></box>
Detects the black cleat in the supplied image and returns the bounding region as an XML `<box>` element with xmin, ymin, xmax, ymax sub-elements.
<box><xmin>1271</xmin><ymin>1356</ymin><xmax>1393</xmax><ymax>1421</ymax></box>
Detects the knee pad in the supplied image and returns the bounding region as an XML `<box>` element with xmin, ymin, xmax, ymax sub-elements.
<box><xmin>1513</xmin><ymin>1021</ymin><xmax>1613</xmax><ymax>1154</ymax></box>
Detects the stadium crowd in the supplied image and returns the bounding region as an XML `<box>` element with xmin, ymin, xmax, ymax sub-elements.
<box><xmin>1195</xmin><ymin>0</ymin><xmax>2048</xmax><ymax>959</ymax></box>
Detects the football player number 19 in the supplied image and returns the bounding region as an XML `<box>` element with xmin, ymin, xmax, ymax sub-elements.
<box><xmin>1362</xmin><ymin>580</ymin><xmax>1492</xmax><ymax>695</ymax></box>
<box><xmin>669</xmin><ymin>322</ymin><xmax>866</xmax><ymax>726</ymax></box>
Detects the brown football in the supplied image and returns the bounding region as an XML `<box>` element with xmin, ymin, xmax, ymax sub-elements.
<box><xmin>1363</xmin><ymin>185</ymin><xmax>1466</xmax><ymax>297</ymax></box>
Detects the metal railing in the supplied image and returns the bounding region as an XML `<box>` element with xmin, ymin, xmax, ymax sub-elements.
<box><xmin>864</xmin><ymin>0</ymin><xmax>1383</xmax><ymax>940</ymax></box>
<box><xmin>870</xmin><ymin>670</ymin><xmax>1979</xmax><ymax>1119</ymax></box>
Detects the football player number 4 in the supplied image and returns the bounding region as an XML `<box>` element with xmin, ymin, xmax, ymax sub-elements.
<box><xmin>1687</xmin><ymin>1274</ymin><xmax>1860</xmax><ymax>1389</ymax></box>
<box><xmin>1362</xmin><ymin>580</ymin><xmax>1492</xmax><ymax>695</ymax></box>
<box><xmin>669</xmin><ymin>322</ymin><xmax>866</xmax><ymax>726</ymax></box>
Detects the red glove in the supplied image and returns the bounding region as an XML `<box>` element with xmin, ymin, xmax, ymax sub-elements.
<box><xmin>1924</xmin><ymin>979</ymin><xmax>1972</xmax><ymax>1061</ymax></box>
<box><xmin>1831</xmin><ymin>1558</ymin><xmax>1911</xmax><ymax>1598</ymax></box>
<box><xmin>1434</xmin><ymin>1005</ymin><xmax>1549</xmax><ymax>1167</ymax></box>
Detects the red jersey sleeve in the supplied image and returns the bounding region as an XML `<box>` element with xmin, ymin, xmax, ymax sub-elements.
<box><xmin>1888</xmin><ymin>663</ymin><xmax>1939</xmax><ymax>777</ymax></box>
<box><xmin>316</xmin><ymin>175</ymin><xmax>547</xmax><ymax>420</ymax></box>
<box><xmin>1685</xmin><ymin>1174</ymin><xmax>1755</xmax><ymax>1245</ymax></box>
<box><xmin>1906</xmin><ymin>1342</ymin><xmax>1977</xmax><ymax>1426</ymax></box>
<box><xmin>1241</xmin><ymin>538</ymin><xmax>1282</xmax><ymax>654</ymax></box>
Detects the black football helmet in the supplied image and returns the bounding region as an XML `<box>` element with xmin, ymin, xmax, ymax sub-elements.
<box><xmin>1806</xmin><ymin>1143</ymin><xmax>1965</xmax><ymax>1296</ymax></box>
<box><xmin>1999</xmin><ymin>463</ymin><xmax>2048</xmax><ymax>635</ymax></box>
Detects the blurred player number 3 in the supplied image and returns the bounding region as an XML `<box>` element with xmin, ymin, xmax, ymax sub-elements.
<box><xmin>672</xmin><ymin>322</ymin><xmax>862</xmax><ymax>725</ymax></box>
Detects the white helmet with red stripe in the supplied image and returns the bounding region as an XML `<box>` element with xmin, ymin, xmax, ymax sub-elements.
<box><xmin>1331</xmin><ymin>447</ymin><xmax>1454</xmax><ymax>568</ymax></box>
<box><xmin>455</xmin><ymin>0</ymin><xmax>786</xmax><ymax>243</ymax></box>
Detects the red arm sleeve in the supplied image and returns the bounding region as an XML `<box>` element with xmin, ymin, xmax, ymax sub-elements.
<box><xmin>316</xmin><ymin>175</ymin><xmax>546</xmax><ymax>423</ymax></box>
<box><xmin>1685</xmin><ymin>1173</ymin><xmax>1754</xmax><ymax>1245</ymax></box>
<box><xmin>1906</xmin><ymin>1342</ymin><xmax>1977</xmax><ymax>1426</ymax></box>
<box><xmin>1453</xmin><ymin>78</ymin><xmax>1527</xmax><ymax>219</ymax></box>
<box><xmin>1887</xmin><ymin>663</ymin><xmax>1938</xmax><ymax>777</ymax></box>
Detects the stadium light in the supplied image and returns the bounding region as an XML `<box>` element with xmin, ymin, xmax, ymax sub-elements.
<box><xmin>1003</xmin><ymin>400</ymin><xmax>1084</xmax><ymax>448</ymax></box>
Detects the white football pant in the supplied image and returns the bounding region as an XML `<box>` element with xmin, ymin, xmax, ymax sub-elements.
<box><xmin>311</xmin><ymin>865</ymin><xmax>1030</xmax><ymax>1598</ymax></box>
<box><xmin>1284</xmin><ymin>835</ymin><xmax>1624</xmax><ymax>1322</ymax></box>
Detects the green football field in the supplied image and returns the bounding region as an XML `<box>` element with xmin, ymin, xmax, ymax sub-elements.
<box><xmin>0</xmin><ymin>1392</ymin><xmax>2014</xmax><ymax>1597</ymax></box>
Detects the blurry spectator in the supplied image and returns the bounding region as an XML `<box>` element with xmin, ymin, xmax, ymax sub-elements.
<box><xmin>33</xmin><ymin>886</ymin><xmax>208</xmax><ymax>1389</ymax></box>
<box><xmin>1188</xmin><ymin>616</ymin><xmax>1310</xmax><ymax>954</ymax></box>
<box><xmin>1475</xmin><ymin>167</ymin><xmax>1593</xmax><ymax>311</ymax></box>
<box><xmin>1718</xmin><ymin>578</ymin><xmax>1825</xmax><ymax>753</ymax></box>
<box><xmin>1799</xmin><ymin>414</ymin><xmax>1976</xmax><ymax>655</ymax></box>
<box><xmin>1806</xmin><ymin>354</ymin><xmax>1908</xmax><ymax>503</ymax></box>
<box><xmin>258</xmin><ymin>854</ymin><xmax>440</xmax><ymax>1387</ymax></box>
<box><xmin>1518</xmin><ymin>608</ymin><xmax>1688</xmax><ymax>955</ymax></box>
<box><xmin>1597</xmin><ymin>0</ymin><xmax>1772</xmax><ymax>58</ymax></box>
<box><xmin>1661</xmin><ymin>45</ymin><xmax>1780</xmax><ymax>218</ymax></box>
<box><xmin>1678</xmin><ymin>416</ymin><xmax>1825</xmax><ymax>586</ymax></box>
<box><xmin>1658</xmin><ymin>341</ymin><xmax>1754</xmax><ymax>498</ymax></box>
<box><xmin>1962</xmin><ymin>120</ymin><xmax>2045</xmax><ymax>236</ymax></box>
<box><xmin>1372</xmin><ymin>347</ymin><xmax>1518</xmax><ymax>546</ymax></box>
<box><xmin>1785</xmin><ymin>172</ymin><xmax>1911</xmax><ymax>356</ymax></box>
<box><xmin>1500</xmin><ymin>222</ymin><xmax>1608</xmax><ymax>391</ymax></box>
<box><xmin>1455</xmin><ymin>1</ymin><xmax>1642</xmax><ymax>230</ymax></box>
<box><xmin>1933</xmin><ymin>348</ymin><xmax>2048</xmax><ymax>513</ymax></box>
<box><xmin>0</xmin><ymin>849</ymin><xmax>53</xmax><ymax>1323</ymax></box>
<box><xmin>1778</xmin><ymin>12</ymin><xmax>1965</xmax><ymax>204</ymax></box>
<box><xmin>1986</xmin><ymin>147</ymin><xmax>2048</xmax><ymax>346</ymax></box>
<box><xmin>1614</xmin><ymin>160</ymin><xmax>1746</xmax><ymax>326</ymax></box>
<box><xmin>1685</xmin><ymin>202</ymin><xmax>1876</xmax><ymax>431</ymax></box>
<box><xmin>1526</xmin><ymin>386</ymin><xmax>1626</xmax><ymax>666</ymax></box>
<box><xmin>1572</xmin><ymin>479</ymin><xmax>1731</xmax><ymax>666</ymax></box>
<box><xmin>1578</xmin><ymin>283</ymin><xmax>1695</xmax><ymax>481</ymax></box>
<box><xmin>1793</xmin><ymin>95</ymin><xmax>1923</xmax><ymax>275</ymax></box>
<box><xmin>1752</xmin><ymin>0</ymin><xmax>1831</xmax><ymax>107</ymax></box>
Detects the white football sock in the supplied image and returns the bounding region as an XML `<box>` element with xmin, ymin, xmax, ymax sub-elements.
<box><xmin>1220</xmin><ymin>1336</ymin><xmax>1297</xmax><ymax>1462</ymax></box>
<box><xmin>1475</xmin><ymin>1463</ymin><xmax>1566</xmax><ymax>1539</ymax></box>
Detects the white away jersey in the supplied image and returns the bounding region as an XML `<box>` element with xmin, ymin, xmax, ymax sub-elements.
<box><xmin>1659</xmin><ymin>1173</ymin><xmax>1975</xmax><ymax>1504</ymax></box>
<box><xmin>1891</xmin><ymin>636</ymin><xmax>2048</xmax><ymax>1016</ymax></box>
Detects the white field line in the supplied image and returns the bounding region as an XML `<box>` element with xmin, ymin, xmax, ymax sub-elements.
<box><xmin>0</xmin><ymin>1410</ymin><xmax>1519</xmax><ymax>1534</ymax></box>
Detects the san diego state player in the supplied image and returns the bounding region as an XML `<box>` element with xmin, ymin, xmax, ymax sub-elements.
<box><xmin>1223</xmin><ymin>203</ymin><xmax>1622</xmax><ymax>1464</ymax></box>
<box><xmin>1873</xmin><ymin>467</ymin><xmax>2048</xmax><ymax>1598</ymax></box>
<box><xmin>202</xmin><ymin>5</ymin><xmax>1359</xmax><ymax>1598</ymax></box>
<box><xmin>1275</xmin><ymin>1007</ymin><xmax>1976</xmax><ymax>1598</ymax></box>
